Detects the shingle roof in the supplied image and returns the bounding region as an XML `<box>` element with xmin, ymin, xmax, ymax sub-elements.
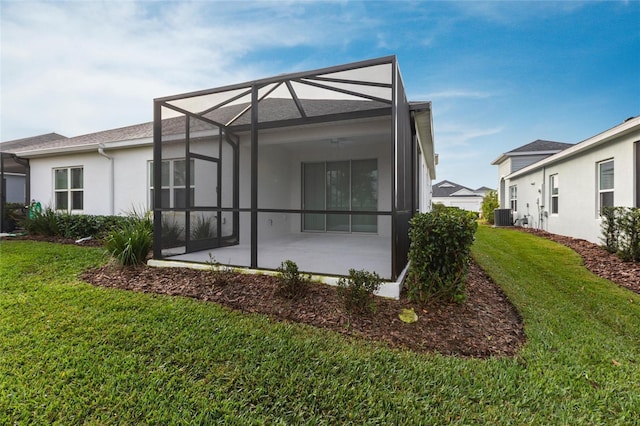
<box><xmin>433</xmin><ymin>180</ymin><xmax>493</xmax><ymax>197</ymax></box>
<box><xmin>5</xmin><ymin>98</ymin><xmax>389</xmax><ymax>155</ymax></box>
<box><xmin>0</xmin><ymin>133</ymin><xmax>67</xmax><ymax>153</ymax></box>
<box><xmin>507</xmin><ymin>139</ymin><xmax>573</xmax><ymax>154</ymax></box>
<box><xmin>475</xmin><ymin>186</ymin><xmax>493</xmax><ymax>193</ymax></box>
<box><xmin>433</xmin><ymin>180</ymin><xmax>472</xmax><ymax>197</ymax></box>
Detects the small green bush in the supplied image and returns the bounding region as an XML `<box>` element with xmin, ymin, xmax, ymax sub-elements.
<box><xmin>407</xmin><ymin>207</ymin><xmax>478</xmax><ymax>303</ymax></box>
<box><xmin>600</xmin><ymin>206</ymin><xmax>619</xmax><ymax>254</ymax></box>
<box><xmin>161</xmin><ymin>218</ymin><xmax>184</xmax><ymax>248</ymax></box>
<box><xmin>276</xmin><ymin>260</ymin><xmax>309</xmax><ymax>299</ymax></box>
<box><xmin>23</xmin><ymin>207</ymin><xmax>60</xmax><ymax>236</ymax></box>
<box><xmin>2</xmin><ymin>203</ymin><xmax>26</xmax><ymax>232</ymax></box>
<box><xmin>481</xmin><ymin>190</ymin><xmax>499</xmax><ymax>224</ymax></box>
<box><xmin>104</xmin><ymin>217</ymin><xmax>153</xmax><ymax>266</ymax></box>
<box><xmin>337</xmin><ymin>269</ymin><xmax>382</xmax><ymax>313</ymax></box>
<box><xmin>616</xmin><ymin>207</ymin><xmax>640</xmax><ymax>262</ymax></box>
<box><xmin>600</xmin><ymin>207</ymin><xmax>640</xmax><ymax>262</ymax></box>
<box><xmin>191</xmin><ymin>215</ymin><xmax>216</xmax><ymax>240</ymax></box>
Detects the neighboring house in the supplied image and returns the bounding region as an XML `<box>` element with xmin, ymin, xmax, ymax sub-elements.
<box><xmin>431</xmin><ymin>180</ymin><xmax>493</xmax><ymax>214</ymax></box>
<box><xmin>1</xmin><ymin>56</ymin><xmax>436</xmax><ymax>297</ymax></box>
<box><xmin>492</xmin><ymin>116</ymin><xmax>640</xmax><ymax>244</ymax></box>
<box><xmin>491</xmin><ymin>139</ymin><xmax>574</xmax><ymax>210</ymax></box>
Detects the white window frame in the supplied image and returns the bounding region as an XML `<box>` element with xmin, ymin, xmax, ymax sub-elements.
<box><xmin>550</xmin><ymin>174</ymin><xmax>559</xmax><ymax>215</ymax></box>
<box><xmin>597</xmin><ymin>159</ymin><xmax>614</xmax><ymax>215</ymax></box>
<box><xmin>509</xmin><ymin>185</ymin><xmax>517</xmax><ymax>213</ymax></box>
<box><xmin>53</xmin><ymin>166</ymin><xmax>83</xmax><ymax>213</ymax></box>
<box><xmin>148</xmin><ymin>159</ymin><xmax>195</xmax><ymax>209</ymax></box>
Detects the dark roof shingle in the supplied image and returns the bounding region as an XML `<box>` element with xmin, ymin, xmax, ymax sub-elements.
<box><xmin>507</xmin><ymin>139</ymin><xmax>573</xmax><ymax>154</ymax></box>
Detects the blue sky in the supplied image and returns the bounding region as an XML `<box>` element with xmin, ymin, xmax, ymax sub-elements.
<box><xmin>1</xmin><ymin>1</ymin><xmax>639</xmax><ymax>189</ymax></box>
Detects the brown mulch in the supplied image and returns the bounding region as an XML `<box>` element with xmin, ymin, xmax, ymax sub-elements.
<box><xmin>79</xmin><ymin>261</ymin><xmax>524</xmax><ymax>358</ymax></box>
<box><xmin>6</xmin><ymin>229</ymin><xmax>638</xmax><ymax>358</ymax></box>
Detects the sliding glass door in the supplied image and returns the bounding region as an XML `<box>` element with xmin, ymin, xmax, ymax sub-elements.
<box><xmin>303</xmin><ymin>159</ymin><xmax>377</xmax><ymax>233</ymax></box>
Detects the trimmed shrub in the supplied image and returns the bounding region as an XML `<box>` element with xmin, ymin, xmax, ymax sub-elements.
<box><xmin>407</xmin><ymin>207</ymin><xmax>478</xmax><ymax>303</ymax></box>
<box><xmin>481</xmin><ymin>190</ymin><xmax>499</xmax><ymax>224</ymax></box>
<box><xmin>22</xmin><ymin>206</ymin><xmax>137</xmax><ymax>240</ymax></box>
<box><xmin>619</xmin><ymin>208</ymin><xmax>640</xmax><ymax>262</ymax></box>
<box><xmin>276</xmin><ymin>260</ymin><xmax>309</xmax><ymax>299</ymax></box>
<box><xmin>616</xmin><ymin>207</ymin><xmax>640</xmax><ymax>262</ymax></box>
<box><xmin>600</xmin><ymin>207</ymin><xmax>640</xmax><ymax>262</ymax></box>
<box><xmin>337</xmin><ymin>269</ymin><xmax>382</xmax><ymax>314</ymax></box>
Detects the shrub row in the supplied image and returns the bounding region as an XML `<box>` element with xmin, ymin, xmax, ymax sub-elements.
<box><xmin>276</xmin><ymin>261</ymin><xmax>382</xmax><ymax>314</ymax></box>
<box><xmin>407</xmin><ymin>206</ymin><xmax>478</xmax><ymax>303</ymax></box>
<box><xmin>23</xmin><ymin>207</ymin><xmax>139</xmax><ymax>240</ymax></box>
<box><xmin>601</xmin><ymin>206</ymin><xmax>640</xmax><ymax>262</ymax></box>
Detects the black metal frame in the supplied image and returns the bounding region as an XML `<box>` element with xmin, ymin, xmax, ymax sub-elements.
<box><xmin>153</xmin><ymin>55</ymin><xmax>420</xmax><ymax>280</ymax></box>
<box><xmin>0</xmin><ymin>152</ymin><xmax>30</xmax><ymax>233</ymax></box>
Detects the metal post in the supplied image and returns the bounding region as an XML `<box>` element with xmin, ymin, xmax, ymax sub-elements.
<box><xmin>250</xmin><ymin>85</ymin><xmax>258</xmax><ymax>268</ymax></box>
<box><xmin>153</xmin><ymin>101</ymin><xmax>163</xmax><ymax>259</ymax></box>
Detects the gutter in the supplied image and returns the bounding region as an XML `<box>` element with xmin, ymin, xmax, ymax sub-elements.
<box><xmin>97</xmin><ymin>144</ymin><xmax>115</xmax><ymax>215</ymax></box>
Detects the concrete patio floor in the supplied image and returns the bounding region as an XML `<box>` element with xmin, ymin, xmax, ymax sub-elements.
<box><xmin>167</xmin><ymin>232</ymin><xmax>392</xmax><ymax>278</ymax></box>
<box><xmin>149</xmin><ymin>232</ymin><xmax>405</xmax><ymax>299</ymax></box>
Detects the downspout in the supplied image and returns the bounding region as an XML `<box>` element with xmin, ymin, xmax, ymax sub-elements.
<box><xmin>540</xmin><ymin>166</ymin><xmax>546</xmax><ymax>230</ymax></box>
<box><xmin>98</xmin><ymin>144</ymin><xmax>115</xmax><ymax>215</ymax></box>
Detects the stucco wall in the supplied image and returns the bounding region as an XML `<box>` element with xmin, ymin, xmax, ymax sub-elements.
<box><xmin>505</xmin><ymin>133</ymin><xmax>637</xmax><ymax>244</ymax></box>
<box><xmin>26</xmin><ymin>116</ymin><xmax>425</xmax><ymax>248</ymax></box>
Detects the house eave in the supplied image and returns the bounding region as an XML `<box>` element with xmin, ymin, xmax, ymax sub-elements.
<box><xmin>411</xmin><ymin>104</ymin><xmax>436</xmax><ymax>179</ymax></box>
<box><xmin>14</xmin><ymin>137</ymin><xmax>153</xmax><ymax>158</ymax></box>
<box><xmin>507</xmin><ymin>116</ymin><xmax>640</xmax><ymax>180</ymax></box>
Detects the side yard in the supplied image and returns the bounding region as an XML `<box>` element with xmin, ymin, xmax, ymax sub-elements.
<box><xmin>1</xmin><ymin>226</ymin><xmax>639</xmax><ymax>424</ymax></box>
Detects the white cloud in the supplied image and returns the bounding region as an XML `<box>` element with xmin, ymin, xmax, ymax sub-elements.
<box><xmin>0</xmin><ymin>1</ymin><xmax>379</xmax><ymax>140</ymax></box>
<box><xmin>453</xmin><ymin>1</ymin><xmax>590</xmax><ymax>26</ymax></box>
<box><xmin>436</xmin><ymin>122</ymin><xmax>504</xmax><ymax>148</ymax></box>
<box><xmin>426</xmin><ymin>90</ymin><xmax>495</xmax><ymax>100</ymax></box>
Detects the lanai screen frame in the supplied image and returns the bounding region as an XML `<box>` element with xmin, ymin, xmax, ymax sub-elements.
<box><xmin>0</xmin><ymin>152</ymin><xmax>30</xmax><ymax>232</ymax></box>
<box><xmin>152</xmin><ymin>55</ymin><xmax>415</xmax><ymax>280</ymax></box>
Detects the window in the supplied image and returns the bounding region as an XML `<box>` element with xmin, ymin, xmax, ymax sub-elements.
<box><xmin>149</xmin><ymin>159</ymin><xmax>194</xmax><ymax>208</ymax></box>
<box><xmin>302</xmin><ymin>159</ymin><xmax>378</xmax><ymax>233</ymax></box>
<box><xmin>54</xmin><ymin>167</ymin><xmax>83</xmax><ymax>212</ymax></box>
<box><xmin>598</xmin><ymin>159</ymin><xmax>614</xmax><ymax>214</ymax></box>
<box><xmin>509</xmin><ymin>185</ymin><xmax>517</xmax><ymax>213</ymax></box>
<box><xmin>550</xmin><ymin>174</ymin><xmax>559</xmax><ymax>214</ymax></box>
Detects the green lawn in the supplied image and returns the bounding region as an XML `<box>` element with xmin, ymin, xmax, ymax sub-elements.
<box><xmin>1</xmin><ymin>227</ymin><xmax>639</xmax><ymax>424</ymax></box>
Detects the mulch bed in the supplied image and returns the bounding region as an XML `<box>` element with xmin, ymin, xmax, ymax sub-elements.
<box><xmin>6</xmin><ymin>228</ymin><xmax>639</xmax><ymax>358</ymax></box>
<box><xmin>79</xmin><ymin>260</ymin><xmax>525</xmax><ymax>358</ymax></box>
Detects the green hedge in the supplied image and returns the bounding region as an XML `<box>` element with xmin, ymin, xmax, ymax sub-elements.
<box><xmin>23</xmin><ymin>209</ymin><xmax>138</xmax><ymax>240</ymax></box>
<box><xmin>407</xmin><ymin>206</ymin><xmax>478</xmax><ymax>303</ymax></box>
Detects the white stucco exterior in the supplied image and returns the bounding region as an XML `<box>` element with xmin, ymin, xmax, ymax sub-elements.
<box><xmin>21</xmin><ymin>117</ymin><xmax>421</xmax><ymax>239</ymax></box>
<box><xmin>27</xmin><ymin>143</ymin><xmax>153</xmax><ymax>216</ymax></box>
<box><xmin>498</xmin><ymin>117</ymin><xmax>640</xmax><ymax>244</ymax></box>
